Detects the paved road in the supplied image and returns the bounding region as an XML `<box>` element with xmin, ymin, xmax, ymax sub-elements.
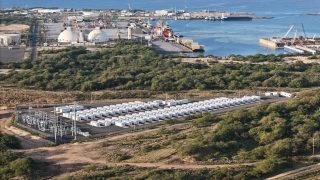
<box><xmin>29</xmin><ymin>18</ymin><xmax>38</xmax><ymax>61</ymax></box>
<box><xmin>151</xmin><ymin>39</ymin><xmax>191</xmax><ymax>53</ymax></box>
<box><xmin>0</xmin><ymin>47</ymin><xmax>25</xmax><ymax>63</ymax></box>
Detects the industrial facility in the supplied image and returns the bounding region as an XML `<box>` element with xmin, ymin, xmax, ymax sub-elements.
<box><xmin>1</xmin><ymin>7</ymin><xmax>279</xmax><ymax>57</ymax></box>
<box><xmin>259</xmin><ymin>25</ymin><xmax>320</xmax><ymax>55</ymax></box>
<box><xmin>16</xmin><ymin>95</ymin><xmax>263</xmax><ymax>143</ymax></box>
<box><xmin>32</xmin><ymin>8</ymin><xmax>205</xmax><ymax>52</ymax></box>
<box><xmin>0</xmin><ymin>33</ymin><xmax>21</xmax><ymax>46</ymax></box>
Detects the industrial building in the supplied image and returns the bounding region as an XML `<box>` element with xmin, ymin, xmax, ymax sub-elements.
<box><xmin>57</xmin><ymin>27</ymin><xmax>80</xmax><ymax>44</ymax></box>
<box><xmin>265</xmin><ymin>91</ymin><xmax>294</xmax><ymax>98</ymax></box>
<box><xmin>15</xmin><ymin>93</ymin><xmax>293</xmax><ymax>143</ymax></box>
<box><xmin>0</xmin><ymin>34</ymin><xmax>21</xmax><ymax>46</ymax></box>
<box><xmin>57</xmin><ymin>96</ymin><xmax>261</xmax><ymax>129</ymax></box>
<box><xmin>57</xmin><ymin>26</ymin><xmax>110</xmax><ymax>45</ymax></box>
<box><xmin>87</xmin><ymin>27</ymin><xmax>109</xmax><ymax>43</ymax></box>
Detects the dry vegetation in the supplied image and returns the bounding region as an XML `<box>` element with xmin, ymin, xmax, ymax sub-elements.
<box><xmin>1</xmin><ymin>89</ymin><xmax>319</xmax><ymax>179</ymax></box>
<box><xmin>0</xmin><ymin>87</ymin><xmax>77</xmax><ymax>108</ymax></box>
<box><xmin>178</xmin><ymin>55</ymin><xmax>320</xmax><ymax>66</ymax></box>
<box><xmin>94</xmin><ymin>122</ymin><xmax>217</xmax><ymax>165</ymax></box>
<box><xmin>1</xmin><ymin>86</ymin><xmax>268</xmax><ymax>109</ymax></box>
<box><xmin>283</xmin><ymin>56</ymin><xmax>320</xmax><ymax>64</ymax></box>
<box><xmin>0</xmin><ymin>24</ymin><xmax>29</xmax><ymax>33</ymax></box>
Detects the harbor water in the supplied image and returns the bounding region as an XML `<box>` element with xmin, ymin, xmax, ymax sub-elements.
<box><xmin>3</xmin><ymin>0</ymin><xmax>320</xmax><ymax>56</ymax></box>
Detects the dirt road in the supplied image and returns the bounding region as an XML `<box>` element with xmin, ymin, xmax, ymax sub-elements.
<box><xmin>0</xmin><ymin>111</ymin><xmax>255</xmax><ymax>177</ymax></box>
<box><xmin>18</xmin><ymin>127</ymin><xmax>170</xmax><ymax>165</ymax></box>
<box><xmin>267</xmin><ymin>163</ymin><xmax>320</xmax><ymax>180</ymax></box>
<box><xmin>0</xmin><ymin>112</ymin><xmax>53</xmax><ymax>149</ymax></box>
<box><xmin>107</xmin><ymin>162</ymin><xmax>255</xmax><ymax>170</ymax></box>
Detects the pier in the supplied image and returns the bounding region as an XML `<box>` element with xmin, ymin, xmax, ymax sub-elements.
<box><xmin>151</xmin><ymin>39</ymin><xmax>192</xmax><ymax>54</ymax></box>
<box><xmin>259</xmin><ymin>25</ymin><xmax>320</xmax><ymax>54</ymax></box>
<box><xmin>117</xmin><ymin>11</ymin><xmax>262</xmax><ymax>21</ymax></box>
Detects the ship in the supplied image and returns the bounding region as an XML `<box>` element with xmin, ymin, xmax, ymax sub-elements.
<box><xmin>153</xmin><ymin>21</ymin><xmax>174</xmax><ymax>38</ymax></box>
<box><xmin>220</xmin><ymin>16</ymin><xmax>253</xmax><ymax>21</ymax></box>
<box><xmin>153</xmin><ymin>20</ymin><xmax>204</xmax><ymax>52</ymax></box>
<box><xmin>162</xmin><ymin>26</ymin><xmax>173</xmax><ymax>38</ymax></box>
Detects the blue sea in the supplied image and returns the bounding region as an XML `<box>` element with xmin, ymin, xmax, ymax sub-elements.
<box><xmin>2</xmin><ymin>0</ymin><xmax>320</xmax><ymax>56</ymax></box>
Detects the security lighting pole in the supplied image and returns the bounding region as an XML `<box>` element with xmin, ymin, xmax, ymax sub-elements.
<box><xmin>54</xmin><ymin>106</ymin><xmax>57</xmax><ymax>144</ymax></box>
<box><xmin>313</xmin><ymin>135</ymin><xmax>315</xmax><ymax>155</ymax></box>
<box><xmin>74</xmin><ymin>103</ymin><xmax>77</xmax><ymax>140</ymax></box>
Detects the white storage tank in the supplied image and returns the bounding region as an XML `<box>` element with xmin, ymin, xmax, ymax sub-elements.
<box><xmin>88</xmin><ymin>27</ymin><xmax>109</xmax><ymax>43</ymax></box>
<box><xmin>58</xmin><ymin>27</ymin><xmax>79</xmax><ymax>43</ymax></box>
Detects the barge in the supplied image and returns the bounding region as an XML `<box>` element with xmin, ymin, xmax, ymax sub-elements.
<box><xmin>221</xmin><ymin>16</ymin><xmax>253</xmax><ymax>21</ymax></box>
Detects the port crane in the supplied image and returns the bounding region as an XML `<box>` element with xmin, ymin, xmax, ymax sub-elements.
<box><xmin>283</xmin><ymin>25</ymin><xmax>294</xmax><ymax>39</ymax></box>
<box><xmin>301</xmin><ymin>23</ymin><xmax>307</xmax><ymax>38</ymax></box>
<box><xmin>292</xmin><ymin>29</ymin><xmax>298</xmax><ymax>44</ymax></box>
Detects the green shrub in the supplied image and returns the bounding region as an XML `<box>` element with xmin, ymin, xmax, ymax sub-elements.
<box><xmin>9</xmin><ymin>158</ymin><xmax>35</xmax><ymax>177</ymax></box>
<box><xmin>0</xmin><ymin>133</ymin><xmax>21</xmax><ymax>149</ymax></box>
<box><xmin>2</xmin><ymin>41</ymin><xmax>320</xmax><ymax>91</ymax></box>
<box><xmin>192</xmin><ymin>113</ymin><xmax>214</xmax><ymax>127</ymax></box>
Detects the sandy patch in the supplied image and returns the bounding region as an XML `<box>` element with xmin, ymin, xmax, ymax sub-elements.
<box><xmin>0</xmin><ymin>24</ymin><xmax>30</xmax><ymax>32</ymax></box>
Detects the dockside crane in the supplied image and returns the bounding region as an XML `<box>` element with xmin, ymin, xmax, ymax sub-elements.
<box><xmin>293</xmin><ymin>29</ymin><xmax>298</xmax><ymax>44</ymax></box>
<box><xmin>301</xmin><ymin>23</ymin><xmax>307</xmax><ymax>38</ymax></box>
<box><xmin>283</xmin><ymin>25</ymin><xmax>295</xmax><ymax>39</ymax></box>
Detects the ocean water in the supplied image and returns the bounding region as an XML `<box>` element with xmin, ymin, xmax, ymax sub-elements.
<box><xmin>2</xmin><ymin>0</ymin><xmax>320</xmax><ymax>56</ymax></box>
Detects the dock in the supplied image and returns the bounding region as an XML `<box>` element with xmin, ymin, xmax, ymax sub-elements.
<box><xmin>284</xmin><ymin>45</ymin><xmax>304</xmax><ymax>54</ymax></box>
<box><xmin>260</xmin><ymin>37</ymin><xmax>320</xmax><ymax>55</ymax></box>
<box><xmin>151</xmin><ymin>39</ymin><xmax>192</xmax><ymax>54</ymax></box>
<box><xmin>117</xmin><ymin>11</ymin><xmax>262</xmax><ymax>21</ymax></box>
<box><xmin>295</xmin><ymin>45</ymin><xmax>317</xmax><ymax>55</ymax></box>
<box><xmin>259</xmin><ymin>25</ymin><xmax>320</xmax><ymax>54</ymax></box>
<box><xmin>150</xmin><ymin>20</ymin><xmax>204</xmax><ymax>53</ymax></box>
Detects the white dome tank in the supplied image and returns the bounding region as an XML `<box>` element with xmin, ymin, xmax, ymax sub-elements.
<box><xmin>87</xmin><ymin>27</ymin><xmax>108</xmax><ymax>43</ymax></box>
<box><xmin>58</xmin><ymin>27</ymin><xmax>79</xmax><ymax>43</ymax></box>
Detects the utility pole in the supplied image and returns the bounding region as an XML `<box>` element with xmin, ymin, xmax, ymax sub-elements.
<box><xmin>259</xmin><ymin>91</ymin><xmax>261</xmax><ymax>104</ymax></box>
<box><xmin>71</xmin><ymin>106</ymin><xmax>74</xmax><ymax>136</ymax></box>
<box><xmin>74</xmin><ymin>103</ymin><xmax>77</xmax><ymax>140</ymax></box>
<box><xmin>54</xmin><ymin>106</ymin><xmax>57</xmax><ymax>144</ymax></box>
<box><xmin>313</xmin><ymin>135</ymin><xmax>315</xmax><ymax>155</ymax></box>
<box><xmin>60</xmin><ymin>117</ymin><xmax>63</xmax><ymax>139</ymax></box>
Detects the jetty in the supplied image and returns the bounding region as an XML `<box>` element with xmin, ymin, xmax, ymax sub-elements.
<box><xmin>259</xmin><ymin>25</ymin><xmax>320</xmax><ymax>54</ymax></box>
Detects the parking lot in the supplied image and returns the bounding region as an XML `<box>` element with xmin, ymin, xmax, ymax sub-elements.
<box><xmin>0</xmin><ymin>47</ymin><xmax>25</xmax><ymax>63</ymax></box>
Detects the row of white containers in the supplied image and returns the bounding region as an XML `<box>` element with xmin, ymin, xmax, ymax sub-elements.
<box><xmin>61</xmin><ymin>99</ymin><xmax>189</xmax><ymax>121</ymax></box>
<box><xmin>90</xmin><ymin>96</ymin><xmax>261</xmax><ymax>128</ymax></box>
<box><xmin>55</xmin><ymin>105</ymin><xmax>84</xmax><ymax>113</ymax></box>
